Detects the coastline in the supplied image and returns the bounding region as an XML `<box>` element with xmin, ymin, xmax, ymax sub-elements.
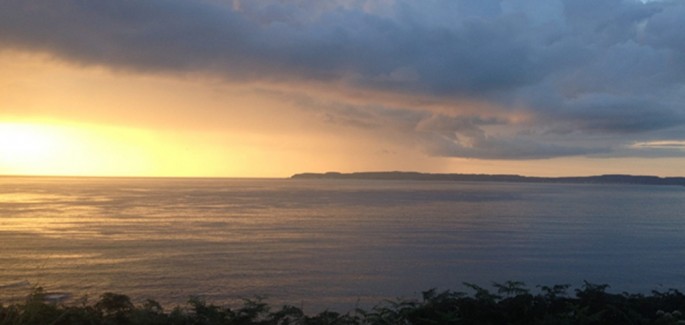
<box><xmin>292</xmin><ymin>171</ymin><xmax>685</xmax><ymax>187</ymax></box>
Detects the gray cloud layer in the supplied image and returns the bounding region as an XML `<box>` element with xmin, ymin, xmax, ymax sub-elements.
<box><xmin>1</xmin><ymin>0</ymin><xmax>684</xmax><ymax>159</ymax></box>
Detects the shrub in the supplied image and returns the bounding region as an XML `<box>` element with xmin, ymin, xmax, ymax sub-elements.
<box><xmin>2</xmin><ymin>282</ymin><xmax>685</xmax><ymax>324</ymax></box>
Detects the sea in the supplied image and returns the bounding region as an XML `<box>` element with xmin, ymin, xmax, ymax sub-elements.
<box><xmin>1</xmin><ymin>176</ymin><xmax>684</xmax><ymax>312</ymax></box>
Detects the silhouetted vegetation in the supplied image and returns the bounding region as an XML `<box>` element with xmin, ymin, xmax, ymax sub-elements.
<box><xmin>3</xmin><ymin>282</ymin><xmax>685</xmax><ymax>324</ymax></box>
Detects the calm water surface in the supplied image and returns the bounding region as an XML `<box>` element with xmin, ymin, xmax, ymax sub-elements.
<box><xmin>1</xmin><ymin>177</ymin><xmax>684</xmax><ymax>311</ymax></box>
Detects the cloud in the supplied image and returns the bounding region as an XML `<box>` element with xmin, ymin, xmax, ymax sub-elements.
<box><xmin>632</xmin><ymin>140</ymin><xmax>685</xmax><ymax>149</ymax></box>
<box><xmin>411</xmin><ymin>113</ymin><xmax>608</xmax><ymax>159</ymax></box>
<box><xmin>583</xmin><ymin>141</ymin><xmax>685</xmax><ymax>159</ymax></box>
<box><xmin>1</xmin><ymin>0</ymin><xmax>685</xmax><ymax>160</ymax></box>
<box><xmin>621</xmin><ymin>140</ymin><xmax>685</xmax><ymax>157</ymax></box>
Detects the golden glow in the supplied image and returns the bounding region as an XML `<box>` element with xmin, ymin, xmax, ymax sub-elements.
<box><xmin>0</xmin><ymin>120</ymin><xmax>368</xmax><ymax>177</ymax></box>
<box><xmin>0</xmin><ymin>52</ymin><xmax>450</xmax><ymax>177</ymax></box>
<box><xmin>0</xmin><ymin>121</ymin><xmax>229</xmax><ymax>177</ymax></box>
<box><xmin>2</xmin><ymin>51</ymin><xmax>685</xmax><ymax>178</ymax></box>
<box><xmin>0</xmin><ymin>123</ymin><xmax>63</xmax><ymax>165</ymax></box>
<box><xmin>1</xmin><ymin>122</ymin><xmax>138</xmax><ymax>176</ymax></box>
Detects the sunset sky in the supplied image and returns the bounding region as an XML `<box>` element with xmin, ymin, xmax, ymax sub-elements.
<box><xmin>1</xmin><ymin>0</ymin><xmax>685</xmax><ymax>177</ymax></box>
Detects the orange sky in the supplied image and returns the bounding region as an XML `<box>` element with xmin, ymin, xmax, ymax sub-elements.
<box><xmin>0</xmin><ymin>52</ymin><xmax>445</xmax><ymax>177</ymax></box>
<box><xmin>1</xmin><ymin>1</ymin><xmax>685</xmax><ymax>177</ymax></box>
<box><xmin>1</xmin><ymin>51</ymin><xmax>682</xmax><ymax>178</ymax></box>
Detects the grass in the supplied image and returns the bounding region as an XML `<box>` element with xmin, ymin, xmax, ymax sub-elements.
<box><xmin>2</xmin><ymin>281</ymin><xmax>685</xmax><ymax>324</ymax></box>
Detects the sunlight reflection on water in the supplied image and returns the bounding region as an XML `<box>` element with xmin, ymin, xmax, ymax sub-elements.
<box><xmin>1</xmin><ymin>177</ymin><xmax>684</xmax><ymax>311</ymax></box>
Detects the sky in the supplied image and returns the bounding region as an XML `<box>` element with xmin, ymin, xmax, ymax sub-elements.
<box><xmin>1</xmin><ymin>0</ymin><xmax>685</xmax><ymax>177</ymax></box>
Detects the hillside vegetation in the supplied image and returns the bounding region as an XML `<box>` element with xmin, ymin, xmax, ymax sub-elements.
<box><xmin>3</xmin><ymin>282</ymin><xmax>685</xmax><ymax>324</ymax></box>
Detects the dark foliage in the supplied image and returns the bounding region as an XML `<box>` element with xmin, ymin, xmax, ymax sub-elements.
<box><xmin>2</xmin><ymin>283</ymin><xmax>685</xmax><ymax>324</ymax></box>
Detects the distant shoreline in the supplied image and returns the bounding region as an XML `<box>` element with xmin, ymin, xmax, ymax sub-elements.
<box><xmin>291</xmin><ymin>171</ymin><xmax>685</xmax><ymax>187</ymax></box>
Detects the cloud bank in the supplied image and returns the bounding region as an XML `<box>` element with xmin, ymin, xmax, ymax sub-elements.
<box><xmin>1</xmin><ymin>0</ymin><xmax>684</xmax><ymax>159</ymax></box>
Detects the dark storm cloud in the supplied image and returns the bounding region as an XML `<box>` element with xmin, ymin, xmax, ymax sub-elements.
<box><xmin>0</xmin><ymin>1</ymin><xmax>257</xmax><ymax>74</ymax></box>
<box><xmin>1</xmin><ymin>0</ymin><xmax>685</xmax><ymax>159</ymax></box>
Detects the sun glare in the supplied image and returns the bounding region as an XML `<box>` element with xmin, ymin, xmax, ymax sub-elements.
<box><xmin>0</xmin><ymin>122</ymin><xmax>156</xmax><ymax>176</ymax></box>
<box><xmin>0</xmin><ymin>121</ymin><xmax>264</xmax><ymax>177</ymax></box>
<box><xmin>0</xmin><ymin>123</ymin><xmax>65</xmax><ymax>169</ymax></box>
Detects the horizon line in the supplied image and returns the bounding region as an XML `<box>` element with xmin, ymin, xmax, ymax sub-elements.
<box><xmin>3</xmin><ymin>170</ymin><xmax>684</xmax><ymax>180</ymax></box>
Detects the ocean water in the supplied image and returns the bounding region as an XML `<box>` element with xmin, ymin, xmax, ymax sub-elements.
<box><xmin>1</xmin><ymin>176</ymin><xmax>685</xmax><ymax>311</ymax></box>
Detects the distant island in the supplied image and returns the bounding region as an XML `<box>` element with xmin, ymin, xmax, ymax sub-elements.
<box><xmin>291</xmin><ymin>171</ymin><xmax>685</xmax><ymax>187</ymax></box>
